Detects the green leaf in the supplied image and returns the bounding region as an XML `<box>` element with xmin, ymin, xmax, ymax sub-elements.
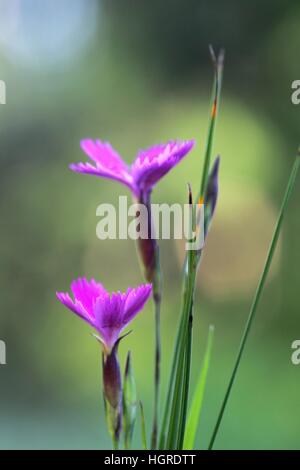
<box><xmin>208</xmin><ymin>152</ymin><xmax>300</xmax><ymax>450</ymax></box>
<box><xmin>123</xmin><ymin>352</ymin><xmax>137</xmax><ymax>450</ymax></box>
<box><xmin>183</xmin><ymin>325</ymin><xmax>215</xmax><ymax>450</ymax></box>
<box><xmin>139</xmin><ymin>401</ymin><xmax>148</xmax><ymax>450</ymax></box>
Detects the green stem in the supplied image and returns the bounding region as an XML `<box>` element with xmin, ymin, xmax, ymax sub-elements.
<box><xmin>151</xmin><ymin>247</ymin><xmax>162</xmax><ymax>450</ymax></box>
<box><xmin>159</xmin><ymin>258</ymin><xmax>191</xmax><ymax>449</ymax></box>
<box><xmin>208</xmin><ymin>153</ymin><xmax>300</xmax><ymax>450</ymax></box>
<box><xmin>165</xmin><ymin>258</ymin><xmax>196</xmax><ymax>449</ymax></box>
<box><xmin>158</xmin><ymin>313</ymin><xmax>183</xmax><ymax>449</ymax></box>
<box><xmin>163</xmin><ymin>47</ymin><xmax>224</xmax><ymax>450</ymax></box>
<box><xmin>177</xmin><ymin>302</ymin><xmax>193</xmax><ymax>449</ymax></box>
<box><xmin>112</xmin><ymin>435</ymin><xmax>119</xmax><ymax>450</ymax></box>
<box><xmin>175</xmin><ymin>200</ymin><xmax>200</xmax><ymax>449</ymax></box>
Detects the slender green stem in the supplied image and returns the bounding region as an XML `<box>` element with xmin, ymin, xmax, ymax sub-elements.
<box><xmin>139</xmin><ymin>193</ymin><xmax>162</xmax><ymax>450</ymax></box>
<box><xmin>160</xmin><ymin>235</ymin><xmax>198</xmax><ymax>450</ymax></box>
<box><xmin>177</xmin><ymin>302</ymin><xmax>193</xmax><ymax>449</ymax></box>
<box><xmin>151</xmin><ymin>247</ymin><xmax>162</xmax><ymax>450</ymax></box>
<box><xmin>208</xmin><ymin>153</ymin><xmax>300</xmax><ymax>450</ymax></box>
<box><xmin>163</xmin><ymin>47</ymin><xmax>224</xmax><ymax>451</ymax></box>
<box><xmin>166</xmin><ymin>259</ymin><xmax>196</xmax><ymax>449</ymax></box>
<box><xmin>112</xmin><ymin>435</ymin><xmax>119</xmax><ymax>450</ymax></box>
<box><xmin>165</xmin><ymin>308</ymin><xmax>187</xmax><ymax>448</ymax></box>
<box><xmin>159</xmin><ymin>257</ymin><xmax>191</xmax><ymax>449</ymax></box>
<box><xmin>175</xmin><ymin>197</ymin><xmax>199</xmax><ymax>449</ymax></box>
<box><xmin>151</xmin><ymin>291</ymin><xmax>161</xmax><ymax>449</ymax></box>
<box><xmin>158</xmin><ymin>312</ymin><xmax>183</xmax><ymax>449</ymax></box>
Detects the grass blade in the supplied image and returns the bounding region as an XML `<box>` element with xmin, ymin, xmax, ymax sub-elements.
<box><xmin>139</xmin><ymin>401</ymin><xmax>148</xmax><ymax>450</ymax></box>
<box><xmin>176</xmin><ymin>312</ymin><xmax>193</xmax><ymax>449</ymax></box>
<box><xmin>198</xmin><ymin>46</ymin><xmax>224</xmax><ymax>201</ymax></box>
<box><xmin>158</xmin><ymin>314</ymin><xmax>182</xmax><ymax>449</ymax></box>
<box><xmin>175</xmin><ymin>191</ymin><xmax>197</xmax><ymax>449</ymax></box>
<box><xmin>165</xmin><ymin>259</ymin><xmax>196</xmax><ymax>449</ymax></box>
<box><xmin>208</xmin><ymin>152</ymin><xmax>300</xmax><ymax>450</ymax></box>
<box><xmin>123</xmin><ymin>352</ymin><xmax>137</xmax><ymax>450</ymax></box>
<box><xmin>183</xmin><ymin>325</ymin><xmax>215</xmax><ymax>450</ymax></box>
<box><xmin>163</xmin><ymin>47</ymin><xmax>224</xmax><ymax>450</ymax></box>
<box><xmin>159</xmin><ymin>256</ymin><xmax>196</xmax><ymax>450</ymax></box>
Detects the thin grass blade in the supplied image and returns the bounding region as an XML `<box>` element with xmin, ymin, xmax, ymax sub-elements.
<box><xmin>198</xmin><ymin>46</ymin><xmax>224</xmax><ymax>201</ymax></box>
<box><xmin>183</xmin><ymin>325</ymin><xmax>215</xmax><ymax>450</ymax></box>
<box><xmin>208</xmin><ymin>152</ymin><xmax>300</xmax><ymax>450</ymax></box>
<box><xmin>164</xmin><ymin>46</ymin><xmax>224</xmax><ymax>450</ymax></box>
<box><xmin>158</xmin><ymin>314</ymin><xmax>182</xmax><ymax>449</ymax></box>
<box><xmin>139</xmin><ymin>401</ymin><xmax>148</xmax><ymax>450</ymax></box>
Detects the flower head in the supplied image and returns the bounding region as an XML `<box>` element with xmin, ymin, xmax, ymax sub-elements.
<box><xmin>70</xmin><ymin>139</ymin><xmax>195</xmax><ymax>197</ymax></box>
<box><xmin>56</xmin><ymin>278</ymin><xmax>152</xmax><ymax>353</ymax></box>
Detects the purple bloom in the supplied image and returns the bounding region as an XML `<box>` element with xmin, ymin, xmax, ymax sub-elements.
<box><xmin>70</xmin><ymin>139</ymin><xmax>194</xmax><ymax>284</ymax></box>
<box><xmin>70</xmin><ymin>139</ymin><xmax>195</xmax><ymax>197</ymax></box>
<box><xmin>56</xmin><ymin>277</ymin><xmax>152</xmax><ymax>353</ymax></box>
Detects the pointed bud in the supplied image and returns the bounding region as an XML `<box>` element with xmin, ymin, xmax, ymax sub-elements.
<box><xmin>102</xmin><ymin>344</ymin><xmax>122</xmax><ymax>445</ymax></box>
<box><xmin>123</xmin><ymin>352</ymin><xmax>137</xmax><ymax>449</ymax></box>
<box><xmin>204</xmin><ymin>156</ymin><xmax>220</xmax><ymax>235</ymax></box>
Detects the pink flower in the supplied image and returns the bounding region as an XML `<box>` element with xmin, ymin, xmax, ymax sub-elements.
<box><xmin>70</xmin><ymin>139</ymin><xmax>195</xmax><ymax>197</ymax></box>
<box><xmin>56</xmin><ymin>277</ymin><xmax>152</xmax><ymax>353</ymax></box>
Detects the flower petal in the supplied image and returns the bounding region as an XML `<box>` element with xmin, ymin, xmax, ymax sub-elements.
<box><xmin>71</xmin><ymin>277</ymin><xmax>105</xmax><ymax>314</ymax></box>
<box><xmin>94</xmin><ymin>292</ymin><xmax>127</xmax><ymax>350</ymax></box>
<box><xmin>56</xmin><ymin>291</ymin><xmax>96</xmax><ymax>328</ymax></box>
<box><xmin>81</xmin><ymin>139</ymin><xmax>126</xmax><ymax>168</ymax></box>
<box><xmin>69</xmin><ymin>139</ymin><xmax>135</xmax><ymax>192</ymax></box>
<box><xmin>123</xmin><ymin>284</ymin><xmax>152</xmax><ymax>325</ymax></box>
<box><xmin>131</xmin><ymin>140</ymin><xmax>195</xmax><ymax>192</ymax></box>
<box><xmin>56</xmin><ymin>280</ymin><xmax>152</xmax><ymax>351</ymax></box>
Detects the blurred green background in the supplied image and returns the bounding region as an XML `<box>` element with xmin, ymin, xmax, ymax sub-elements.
<box><xmin>0</xmin><ymin>0</ymin><xmax>299</xmax><ymax>450</ymax></box>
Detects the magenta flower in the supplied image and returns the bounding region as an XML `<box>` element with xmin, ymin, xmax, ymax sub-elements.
<box><xmin>57</xmin><ymin>277</ymin><xmax>151</xmax><ymax>444</ymax></box>
<box><xmin>70</xmin><ymin>138</ymin><xmax>195</xmax><ymax>284</ymax></box>
<box><xmin>70</xmin><ymin>139</ymin><xmax>195</xmax><ymax>198</ymax></box>
<box><xmin>56</xmin><ymin>277</ymin><xmax>152</xmax><ymax>353</ymax></box>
